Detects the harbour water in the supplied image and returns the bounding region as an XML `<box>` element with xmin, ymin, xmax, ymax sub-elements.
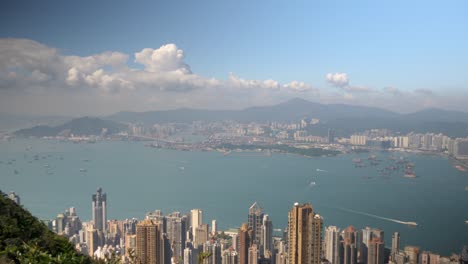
<box><xmin>0</xmin><ymin>139</ymin><xmax>467</xmax><ymax>255</ymax></box>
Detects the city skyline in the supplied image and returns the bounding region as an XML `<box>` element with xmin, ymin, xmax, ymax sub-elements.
<box><xmin>1</xmin><ymin>1</ymin><xmax>468</xmax><ymax>115</ymax></box>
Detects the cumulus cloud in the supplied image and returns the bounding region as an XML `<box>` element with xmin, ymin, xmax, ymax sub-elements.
<box><xmin>0</xmin><ymin>38</ymin><xmax>327</xmax><ymax>114</ymax></box>
<box><xmin>383</xmin><ymin>86</ymin><xmax>402</xmax><ymax>95</ymax></box>
<box><xmin>326</xmin><ymin>72</ymin><xmax>349</xmax><ymax>87</ymax></box>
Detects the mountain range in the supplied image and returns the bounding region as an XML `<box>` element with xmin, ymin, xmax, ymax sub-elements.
<box><xmin>10</xmin><ymin>98</ymin><xmax>468</xmax><ymax>138</ymax></box>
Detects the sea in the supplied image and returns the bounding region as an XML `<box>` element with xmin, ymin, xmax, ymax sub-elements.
<box><xmin>0</xmin><ymin>139</ymin><xmax>467</xmax><ymax>255</ymax></box>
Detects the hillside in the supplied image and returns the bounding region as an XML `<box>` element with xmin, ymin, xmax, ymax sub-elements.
<box><xmin>0</xmin><ymin>190</ymin><xmax>93</xmax><ymax>263</ymax></box>
<box><xmin>108</xmin><ymin>98</ymin><xmax>468</xmax><ymax>137</ymax></box>
<box><xmin>14</xmin><ymin>117</ymin><xmax>127</xmax><ymax>137</ymax></box>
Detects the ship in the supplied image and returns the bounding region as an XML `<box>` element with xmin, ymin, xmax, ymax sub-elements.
<box><xmin>405</xmin><ymin>221</ymin><xmax>418</xmax><ymax>227</ymax></box>
<box><xmin>404</xmin><ymin>171</ymin><xmax>417</xmax><ymax>178</ymax></box>
<box><xmin>79</xmin><ymin>168</ymin><xmax>87</xmax><ymax>173</ymax></box>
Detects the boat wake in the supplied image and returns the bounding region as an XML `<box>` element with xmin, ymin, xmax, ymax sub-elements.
<box><xmin>334</xmin><ymin>207</ymin><xmax>418</xmax><ymax>227</ymax></box>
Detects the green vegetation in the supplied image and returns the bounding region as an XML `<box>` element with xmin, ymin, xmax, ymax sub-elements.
<box><xmin>14</xmin><ymin>117</ymin><xmax>127</xmax><ymax>137</ymax></box>
<box><xmin>0</xmin><ymin>190</ymin><xmax>93</xmax><ymax>263</ymax></box>
<box><xmin>218</xmin><ymin>143</ymin><xmax>340</xmax><ymax>157</ymax></box>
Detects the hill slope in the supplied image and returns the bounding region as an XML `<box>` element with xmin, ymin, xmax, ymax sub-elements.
<box><xmin>14</xmin><ymin>117</ymin><xmax>127</xmax><ymax>137</ymax></box>
<box><xmin>0</xmin><ymin>191</ymin><xmax>93</xmax><ymax>263</ymax></box>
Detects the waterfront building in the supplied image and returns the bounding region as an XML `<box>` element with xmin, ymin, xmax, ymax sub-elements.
<box><xmin>136</xmin><ymin>219</ymin><xmax>163</xmax><ymax>264</ymax></box>
<box><xmin>454</xmin><ymin>138</ymin><xmax>468</xmax><ymax>159</ymax></box>
<box><xmin>404</xmin><ymin>246</ymin><xmax>420</xmax><ymax>264</ymax></box>
<box><xmin>341</xmin><ymin>226</ymin><xmax>358</xmax><ymax>264</ymax></box>
<box><xmin>287</xmin><ymin>203</ymin><xmax>322</xmax><ymax>264</ymax></box>
<box><xmin>391</xmin><ymin>232</ymin><xmax>400</xmax><ymax>259</ymax></box>
<box><xmin>212</xmin><ymin>219</ymin><xmax>218</xmax><ymax>236</ymax></box>
<box><xmin>92</xmin><ymin>188</ymin><xmax>107</xmax><ymax>233</ymax></box>
<box><xmin>248</xmin><ymin>202</ymin><xmax>264</xmax><ymax>247</ymax></box>
<box><xmin>261</xmin><ymin>214</ymin><xmax>273</xmax><ymax>256</ymax></box>
<box><xmin>367</xmin><ymin>237</ymin><xmax>384</xmax><ymax>264</ymax></box>
<box><xmin>191</xmin><ymin>209</ymin><xmax>203</xmax><ymax>242</ymax></box>
<box><xmin>350</xmin><ymin>135</ymin><xmax>367</xmax><ymax>146</ymax></box>
<box><xmin>324</xmin><ymin>226</ymin><xmax>341</xmax><ymax>264</ymax></box>
<box><xmin>166</xmin><ymin>212</ymin><xmax>187</xmax><ymax>259</ymax></box>
<box><xmin>239</xmin><ymin>223</ymin><xmax>253</xmax><ymax>264</ymax></box>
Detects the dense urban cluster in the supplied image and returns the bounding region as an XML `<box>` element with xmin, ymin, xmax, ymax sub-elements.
<box><xmin>7</xmin><ymin>189</ymin><xmax>467</xmax><ymax>264</ymax></box>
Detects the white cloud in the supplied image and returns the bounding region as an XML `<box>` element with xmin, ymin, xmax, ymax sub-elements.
<box><xmin>326</xmin><ymin>72</ymin><xmax>349</xmax><ymax>87</ymax></box>
<box><xmin>283</xmin><ymin>81</ymin><xmax>312</xmax><ymax>92</ymax></box>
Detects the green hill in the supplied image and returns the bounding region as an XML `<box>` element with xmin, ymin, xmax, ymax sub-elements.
<box><xmin>14</xmin><ymin>117</ymin><xmax>128</xmax><ymax>138</ymax></box>
<box><xmin>0</xmin><ymin>190</ymin><xmax>94</xmax><ymax>263</ymax></box>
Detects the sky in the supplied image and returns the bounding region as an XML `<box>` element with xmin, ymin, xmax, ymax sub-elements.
<box><xmin>1</xmin><ymin>0</ymin><xmax>468</xmax><ymax>116</ymax></box>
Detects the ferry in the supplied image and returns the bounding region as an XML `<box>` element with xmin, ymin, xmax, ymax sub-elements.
<box><xmin>404</xmin><ymin>172</ymin><xmax>417</xmax><ymax>178</ymax></box>
<box><xmin>405</xmin><ymin>222</ymin><xmax>418</xmax><ymax>227</ymax></box>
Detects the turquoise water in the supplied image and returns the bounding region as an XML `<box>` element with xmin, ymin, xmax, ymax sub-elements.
<box><xmin>0</xmin><ymin>139</ymin><xmax>467</xmax><ymax>255</ymax></box>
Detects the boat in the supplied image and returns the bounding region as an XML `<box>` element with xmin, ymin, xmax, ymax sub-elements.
<box><xmin>465</xmin><ymin>220</ymin><xmax>468</xmax><ymax>224</ymax></box>
<box><xmin>455</xmin><ymin>165</ymin><xmax>467</xmax><ymax>172</ymax></box>
<box><xmin>79</xmin><ymin>168</ymin><xmax>87</xmax><ymax>172</ymax></box>
<box><xmin>404</xmin><ymin>172</ymin><xmax>417</xmax><ymax>178</ymax></box>
<box><xmin>14</xmin><ymin>170</ymin><xmax>19</xmax><ymax>175</ymax></box>
<box><xmin>309</xmin><ymin>181</ymin><xmax>316</xmax><ymax>186</ymax></box>
<box><xmin>405</xmin><ymin>222</ymin><xmax>418</xmax><ymax>227</ymax></box>
<box><xmin>179</xmin><ymin>166</ymin><xmax>185</xmax><ymax>171</ymax></box>
<box><xmin>44</xmin><ymin>164</ymin><xmax>50</xmax><ymax>168</ymax></box>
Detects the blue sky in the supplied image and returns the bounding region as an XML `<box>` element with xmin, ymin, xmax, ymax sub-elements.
<box><xmin>0</xmin><ymin>0</ymin><xmax>467</xmax><ymax>115</ymax></box>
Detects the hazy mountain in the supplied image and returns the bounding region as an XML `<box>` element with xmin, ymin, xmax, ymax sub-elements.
<box><xmin>108</xmin><ymin>98</ymin><xmax>399</xmax><ymax>123</ymax></box>
<box><xmin>107</xmin><ymin>98</ymin><xmax>468</xmax><ymax>137</ymax></box>
<box><xmin>14</xmin><ymin>117</ymin><xmax>127</xmax><ymax>137</ymax></box>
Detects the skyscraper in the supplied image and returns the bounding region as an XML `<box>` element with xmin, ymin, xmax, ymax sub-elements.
<box><xmin>287</xmin><ymin>203</ymin><xmax>322</xmax><ymax>264</ymax></box>
<box><xmin>191</xmin><ymin>209</ymin><xmax>203</xmax><ymax>242</ymax></box>
<box><xmin>136</xmin><ymin>219</ymin><xmax>163</xmax><ymax>264</ymax></box>
<box><xmin>261</xmin><ymin>214</ymin><xmax>273</xmax><ymax>256</ymax></box>
<box><xmin>239</xmin><ymin>223</ymin><xmax>253</xmax><ymax>264</ymax></box>
<box><xmin>248</xmin><ymin>244</ymin><xmax>259</xmax><ymax>264</ymax></box>
<box><xmin>166</xmin><ymin>212</ymin><xmax>187</xmax><ymax>259</ymax></box>
<box><xmin>404</xmin><ymin>246</ymin><xmax>420</xmax><ymax>264</ymax></box>
<box><xmin>212</xmin><ymin>220</ymin><xmax>218</xmax><ymax>236</ymax></box>
<box><xmin>248</xmin><ymin>202</ymin><xmax>264</xmax><ymax>247</ymax></box>
<box><xmin>391</xmin><ymin>232</ymin><xmax>400</xmax><ymax>259</ymax></box>
<box><xmin>222</xmin><ymin>249</ymin><xmax>238</xmax><ymax>264</ymax></box>
<box><xmin>92</xmin><ymin>188</ymin><xmax>107</xmax><ymax>233</ymax></box>
<box><xmin>341</xmin><ymin>226</ymin><xmax>358</xmax><ymax>264</ymax></box>
<box><xmin>324</xmin><ymin>226</ymin><xmax>340</xmax><ymax>264</ymax></box>
<box><xmin>367</xmin><ymin>237</ymin><xmax>384</xmax><ymax>264</ymax></box>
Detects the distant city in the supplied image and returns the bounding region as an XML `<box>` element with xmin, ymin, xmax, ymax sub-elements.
<box><xmin>7</xmin><ymin>189</ymin><xmax>468</xmax><ymax>264</ymax></box>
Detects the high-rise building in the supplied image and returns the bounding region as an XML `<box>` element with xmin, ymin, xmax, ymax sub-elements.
<box><xmin>391</xmin><ymin>232</ymin><xmax>400</xmax><ymax>258</ymax></box>
<box><xmin>136</xmin><ymin>219</ymin><xmax>163</xmax><ymax>264</ymax></box>
<box><xmin>248</xmin><ymin>202</ymin><xmax>264</xmax><ymax>246</ymax></box>
<box><xmin>125</xmin><ymin>233</ymin><xmax>137</xmax><ymax>257</ymax></box>
<box><xmin>324</xmin><ymin>226</ymin><xmax>341</xmax><ymax>264</ymax></box>
<box><xmin>327</xmin><ymin>128</ymin><xmax>335</xmax><ymax>144</ymax></box>
<box><xmin>239</xmin><ymin>223</ymin><xmax>253</xmax><ymax>264</ymax></box>
<box><xmin>92</xmin><ymin>188</ymin><xmax>107</xmax><ymax>233</ymax></box>
<box><xmin>404</xmin><ymin>246</ymin><xmax>420</xmax><ymax>264</ymax></box>
<box><xmin>212</xmin><ymin>220</ymin><xmax>218</xmax><ymax>236</ymax></box>
<box><xmin>261</xmin><ymin>215</ymin><xmax>273</xmax><ymax>256</ymax></box>
<box><xmin>194</xmin><ymin>224</ymin><xmax>209</xmax><ymax>247</ymax></box>
<box><xmin>248</xmin><ymin>244</ymin><xmax>259</xmax><ymax>264</ymax></box>
<box><xmin>367</xmin><ymin>237</ymin><xmax>384</xmax><ymax>264</ymax></box>
<box><xmin>191</xmin><ymin>209</ymin><xmax>203</xmax><ymax>242</ymax></box>
<box><xmin>287</xmin><ymin>203</ymin><xmax>322</xmax><ymax>264</ymax></box>
<box><xmin>86</xmin><ymin>227</ymin><xmax>98</xmax><ymax>257</ymax></box>
<box><xmin>361</xmin><ymin>227</ymin><xmax>384</xmax><ymax>263</ymax></box>
<box><xmin>341</xmin><ymin>226</ymin><xmax>358</xmax><ymax>264</ymax></box>
<box><xmin>184</xmin><ymin>247</ymin><xmax>193</xmax><ymax>264</ymax></box>
<box><xmin>222</xmin><ymin>249</ymin><xmax>238</xmax><ymax>264</ymax></box>
<box><xmin>166</xmin><ymin>212</ymin><xmax>187</xmax><ymax>259</ymax></box>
